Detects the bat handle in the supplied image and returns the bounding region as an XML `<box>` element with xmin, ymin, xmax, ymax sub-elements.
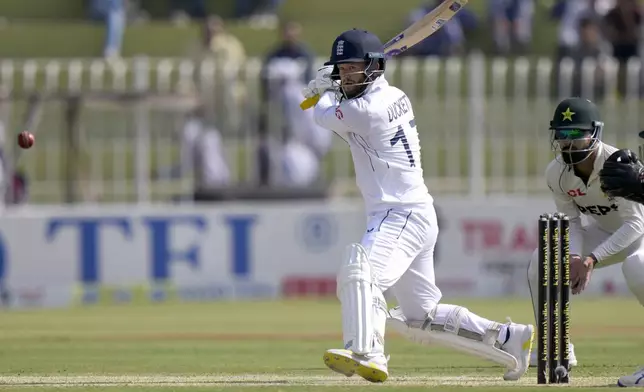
<box><xmin>300</xmin><ymin>95</ymin><xmax>320</xmax><ymax>110</ymax></box>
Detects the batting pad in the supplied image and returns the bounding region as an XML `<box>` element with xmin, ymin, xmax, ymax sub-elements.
<box><xmin>387</xmin><ymin>305</ymin><xmax>517</xmax><ymax>370</ymax></box>
<box><xmin>336</xmin><ymin>243</ymin><xmax>386</xmax><ymax>355</ymax></box>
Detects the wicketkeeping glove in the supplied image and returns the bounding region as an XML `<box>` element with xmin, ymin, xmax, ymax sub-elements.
<box><xmin>599</xmin><ymin>149</ymin><xmax>644</xmax><ymax>204</ymax></box>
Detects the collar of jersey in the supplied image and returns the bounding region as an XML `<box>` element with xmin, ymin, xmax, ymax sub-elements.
<box><xmin>364</xmin><ymin>76</ymin><xmax>388</xmax><ymax>95</ymax></box>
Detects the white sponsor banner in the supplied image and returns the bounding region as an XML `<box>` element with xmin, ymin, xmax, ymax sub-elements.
<box><xmin>0</xmin><ymin>198</ymin><xmax>632</xmax><ymax>309</ymax></box>
<box><xmin>0</xmin><ymin>202</ymin><xmax>362</xmax><ymax>308</ymax></box>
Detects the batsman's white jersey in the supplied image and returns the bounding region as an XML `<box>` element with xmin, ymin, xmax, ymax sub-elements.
<box><xmin>528</xmin><ymin>142</ymin><xmax>644</xmax><ymax>311</ymax></box>
<box><xmin>313</xmin><ymin>77</ymin><xmax>440</xmax><ymax>319</ymax></box>
<box><xmin>314</xmin><ymin>78</ymin><xmax>432</xmax><ymax>214</ymax></box>
<box><xmin>315</xmin><ymin>76</ymin><xmax>534</xmax><ymax>383</ymax></box>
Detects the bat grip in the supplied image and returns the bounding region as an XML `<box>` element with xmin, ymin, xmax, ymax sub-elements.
<box><xmin>300</xmin><ymin>95</ymin><xmax>320</xmax><ymax>110</ymax></box>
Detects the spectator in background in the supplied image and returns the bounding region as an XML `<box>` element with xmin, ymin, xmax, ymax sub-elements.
<box><xmin>488</xmin><ymin>0</ymin><xmax>534</xmax><ymax>55</ymax></box>
<box><xmin>154</xmin><ymin>106</ymin><xmax>231</xmax><ymax>197</ymax></box>
<box><xmin>550</xmin><ymin>0</ymin><xmax>615</xmax><ymax>59</ymax></box>
<box><xmin>260</xmin><ymin>21</ymin><xmax>313</xmax><ymax>94</ymax></box>
<box><xmin>604</xmin><ymin>0</ymin><xmax>641</xmax><ymax>64</ymax></box>
<box><xmin>604</xmin><ymin>0</ymin><xmax>641</xmax><ymax>96</ymax></box>
<box><xmin>181</xmin><ymin>106</ymin><xmax>231</xmax><ymax>191</ymax></box>
<box><xmin>570</xmin><ymin>16</ymin><xmax>609</xmax><ymax>65</ymax></box>
<box><xmin>569</xmin><ymin>16</ymin><xmax>609</xmax><ymax>97</ymax></box>
<box><xmin>235</xmin><ymin>0</ymin><xmax>285</xmax><ymax>29</ymax></box>
<box><xmin>257</xmin><ymin>21</ymin><xmax>330</xmax><ymax>187</ymax></box>
<box><xmin>260</xmin><ymin>58</ymin><xmax>332</xmax><ymax>187</ymax></box>
<box><xmin>88</xmin><ymin>0</ymin><xmax>126</xmax><ymax>59</ymax></box>
<box><xmin>550</xmin><ymin>0</ymin><xmax>600</xmax><ymax>97</ymax></box>
<box><xmin>202</xmin><ymin>15</ymin><xmax>247</xmax><ymax>133</ymax></box>
<box><xmin>203</xmin><ymin>15</ymin><xmax>246</xmax><ymax>68</ymax></box>
<box><xmin>403</xmin><ymin>0</ymin><xmax>478</xmax><ymax>57</ymax></box>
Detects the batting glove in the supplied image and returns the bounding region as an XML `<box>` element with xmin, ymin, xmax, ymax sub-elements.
<box><xmin>301</xmin><ymin>65</ymin><xmax>334</xmax><ymax>98</ymax></box>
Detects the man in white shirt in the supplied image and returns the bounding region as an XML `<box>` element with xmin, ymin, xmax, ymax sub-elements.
<box><xmin>526</xmin><ymin>97</ymin><xmax>644</xmax><ymax>369</ymax></box>
<box><xmin>302</xmin><ymin>28</ymin><xmax>534</xmax><ymax>383</ymax></box>
<box><xmin>180</xmin><ymin>109</ymin><xmax>231</xmax><ymax>189</ymax></box>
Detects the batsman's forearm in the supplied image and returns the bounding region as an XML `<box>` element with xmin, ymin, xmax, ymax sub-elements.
<box><xmin>591</xmin><ymin>220</ymin><xmax>644</xmax><ymax>262</ymax></box>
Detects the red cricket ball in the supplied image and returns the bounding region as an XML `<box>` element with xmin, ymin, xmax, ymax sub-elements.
<box><xmin>17</xmin><ymin>131</ymin><xmax>34</xmax><ymax>149</ymax></box>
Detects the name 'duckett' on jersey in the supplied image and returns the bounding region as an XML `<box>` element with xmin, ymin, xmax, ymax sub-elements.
<box><xmin>387</xmin><ymin>95</ymin><xmax>411</xmax><ymax>123</ymax></box>
<box><xmin>312</xmin><ymin>77</ymin><xmax>432</xmax><ymax>213</ymax></box>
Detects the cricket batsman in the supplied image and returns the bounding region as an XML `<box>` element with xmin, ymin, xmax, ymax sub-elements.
<box><xmin>525</xmin><ymin>97</ymin><xmax>644</xmax><ymax>373</ymax></box>
<box><xmin>599</xmin><ymin>147</ymin><xmax>644</xmax><ymax>388</ymax></box>
<box><xmin>302</xmin><ymin>28</ymin><xmax>534</xmax><ymax>383</ymax></box>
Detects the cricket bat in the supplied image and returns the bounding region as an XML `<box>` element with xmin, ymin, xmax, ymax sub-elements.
<box><xmin>299</xmin><ymin>0</ymin><xmax>469</xmax><ymax>110</ymax></box>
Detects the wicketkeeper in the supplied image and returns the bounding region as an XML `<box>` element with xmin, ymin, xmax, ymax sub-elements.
<box><xmin>525</xmin><ymin>98</ymin><xmax>644</xmax><ymax>369</ymax></box>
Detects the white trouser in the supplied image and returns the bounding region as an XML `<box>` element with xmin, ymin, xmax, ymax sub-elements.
<box><xmin>362</xmin><ymin>205</ymin><xmax>442</xmax><ymax>321</ymax></box>
<box><xmin>351</xmin><ymin>205</ymin><xmax>518</xmax><ymax>372</ymax></box>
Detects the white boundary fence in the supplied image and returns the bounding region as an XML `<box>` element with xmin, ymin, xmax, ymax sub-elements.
<box><xmin>0</xmin><ymin>54</ymin><xmax>642</xmax><ymax>203</ymax></box>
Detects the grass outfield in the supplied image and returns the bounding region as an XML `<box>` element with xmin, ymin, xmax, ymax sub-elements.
<box><xmin>0</xmin><ymin>297</ymin><xmax>643</xmax><ymax>391</ymax></box>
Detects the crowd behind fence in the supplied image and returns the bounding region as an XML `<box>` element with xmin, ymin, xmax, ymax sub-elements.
<box><xmin>0</xmin><ymin>54</ymin><xmax>643</xmax><ymax>204</ymax></box>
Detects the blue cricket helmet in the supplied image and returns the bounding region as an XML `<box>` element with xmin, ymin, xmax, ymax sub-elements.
<box><xmin>325</xmin><ymin>29</ymin><xmax>386</xmax><ymax>100</ymax></box>
<box><xmin>325</xmin><ymin>29</ymin><xmax>385</xmax><ymax>66</ymax></box>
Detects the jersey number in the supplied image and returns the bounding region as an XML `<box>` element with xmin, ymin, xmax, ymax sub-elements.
<box><xmin>390</xmin><ymin>120</ymin><xmax>416</xmax><ymax>167</ymax></box>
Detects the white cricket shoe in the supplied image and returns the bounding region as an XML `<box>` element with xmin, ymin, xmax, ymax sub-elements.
<box><xmin>323</xmin><ymin>348</ymin><xmax>388</xmax><ymax>383</ymax></box>
<box><xmin>500</xmin><ymin>322</ymin><xmax>534</xmax><ymax>381</ymax></box>
<box><xmin>618</xmin><ymin>366</ymin><xmax>644</xmax><ymax>387</ymax></box>
<box><xmin>529</xmin><ymin>342</ymin><xmax>578</xmax><ymax>367</ymax></box>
